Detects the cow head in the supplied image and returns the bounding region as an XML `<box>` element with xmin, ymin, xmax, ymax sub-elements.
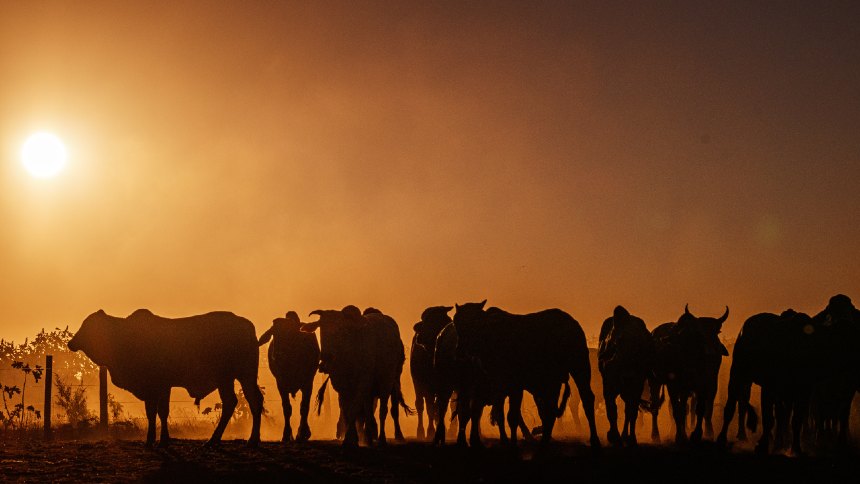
<box><xmin>301</xmin><ymin>306</ymin><xmax>368</xmax><ymax>373</ymax></box>
<box><xmin>822</xmin><ymin>294</ymin><xmax>856</xmax><ymax>326</ymax></box>
<box><xmin>676</xmin><ymin>304</ymin><xmax>729</xmax><ymax>357</ymax></box>
<box><xmin>67</xmin><ymin>309</ymin><xmax>116</xmax><ymax>365</ymax></box>
<box><xmin>413</xmin><ymin>305</ymin><xmax>454</xmax><ymax>349</ymax></box>
<box><xmin>259</xmin><ymin>311</ymin><xmax>302</xmax><ymax>345</ymax></box>
<box><xmin>452</xmin><ymin>300</ymin><xmax>488</xmax><ymax>353</ymax></box>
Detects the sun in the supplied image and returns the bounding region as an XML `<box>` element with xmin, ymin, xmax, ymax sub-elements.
<box><xmin>21</xmin><ymin>132</ymin><xmax>68</xmax><ymax>178</ymax></box>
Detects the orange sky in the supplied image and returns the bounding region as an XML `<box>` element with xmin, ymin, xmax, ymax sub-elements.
<box><xmin>1</xmin><ymin>1</ymin><xmax>859</xmax><ymax>344</ymax></box>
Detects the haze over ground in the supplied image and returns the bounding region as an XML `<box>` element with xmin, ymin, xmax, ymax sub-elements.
<box><xmin>1</xmin><ymin>1</ymin><xmax>859</xmax><ymax>343</ymax></box>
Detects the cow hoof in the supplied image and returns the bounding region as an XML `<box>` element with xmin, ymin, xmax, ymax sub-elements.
<box><xmin>716</xmin><ymin>434</ymin><xmax>728</xmax><ymax>447</ymax></box>
<box><xmin>624</xmin><ymin>435</ymin><xmax>638</xmax><ymax>447</ymax></box>
<box><xmin>247</xmin><ymin>438</ymin><xmax>260</xmax><ymax>448</ymax></box>
<box><xmin>144</xmin><ymin>441</ymin><xmax>156</xmax><ymax>449</ymax></box>
<box><xmin>296</xmin><ymin>430</ymin><xmax>311</xmax><ymax>443</ymax></box>
<box><xmin>607</xmin><ymin>430</ymin><xmax>622</xmax><ymax>446</ymax></box>
<box><xmin>203</xmin><ymin>439</ymin><xmax>221</xmax><ymax>448</ymax></box>
<box><xmin>417</xmin><ymin>427</ymin><xmax>425</xmax><ymax>441</ymax></box>
<box><xmin>589</xmin><ymin>435</ymin><xmax>602</xmax><ymax>448</ymax></box>
<box><xmin>155</xmin><ymin>439</ymin><xmax>171</xmax><ymax>449</ymax></box>
<box><xmin>755</xmin><ymin>442</ymin><xmax>769</xmax><ymax>456</ymax></box>
<box><xmin>690</xmin><ymin>429</ymin><xmax>702</xmax><ymax>444</ymax></box>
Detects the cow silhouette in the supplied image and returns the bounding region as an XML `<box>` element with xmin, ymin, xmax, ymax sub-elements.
<box><xmin>259</xmin><ymin>311</ymin><xmax>320</xmax><ymax>442</ymax></box>
<box><xmin>646</xmin><ymin>305</ymin><xmax>728</xmax><ymax>444</ymax></box>
<box><xmin>68</xmin><ymin>309</ymin><xmax>263</xmax><ymax>447</ymax></box>
<box><xmin>598</xmin><ymin>305</ymin><xmax>655</xmax><ymax>446</ymax></box>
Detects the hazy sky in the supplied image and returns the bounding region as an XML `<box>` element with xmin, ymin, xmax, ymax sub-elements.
<box><xmin>1</xmin><ymin>1</ymin><xmax>858</xmax><ymax>343</ymax></box>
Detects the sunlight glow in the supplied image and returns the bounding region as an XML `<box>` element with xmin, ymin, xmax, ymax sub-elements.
<box><xmin>21</xmin><ymin>132</ymin><xmax>67</xmax><ymax>178</ymax></box>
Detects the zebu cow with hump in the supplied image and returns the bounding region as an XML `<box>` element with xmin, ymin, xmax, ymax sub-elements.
<box><xmin>646</xmin><ymin>305</ymin><xmax>729</xmax><ymax>444</ymax></box>
<box><xmin>258</xmin><ymin>311</ymin><xmax>320</xmax><ymax>442</ymax></box>
<box><xmin>598</xmin><ymin>305</ymin><xmax>655</xmax><ymax>446</ymax></box>
<box><xmin>302</xmin><ymin>306</ymin><xmax>408</xmax><ymax>447</ymax></box>
<box><xmin>716</xmin><ymin>309</ymin><xmax>821</xmax><ymax>454</ymax></box>
<box><xmin>67</xmin><ymin>309</ymin><xmax>263</xmax><ymax>447</ymax></box>
<box><xmin>810</xmin><ymin>294</ymin><xmax>860</xmax><ymax>447</ymax></box>
<box><xmin>450</xmin><ymin>301</ymin><xmax>599</xmax><ymax>447</ymax></box>
<box><xmin>411</xmin><ymin>306</ymin><xmax>453</xmax><ymax>440</ymax></box>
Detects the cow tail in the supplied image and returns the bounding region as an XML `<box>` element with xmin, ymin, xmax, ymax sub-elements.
<box><xmin>395</xmin><ymin>383</ymin><xmax>416</xmax><ymax>417</ymax></box>
<box><xmin>315</xmin><ymin>376</ymin><xmax>330</xmax><ymax>416</ymax></box>
<box><xmin>557</xmin><ymin>381</ymin><xmax>571</xmax><ymax>418</ymax></box>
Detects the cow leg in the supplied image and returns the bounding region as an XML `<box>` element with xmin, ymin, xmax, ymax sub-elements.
<box><xmin>568</xmin><ymin>381</ymin><xmax>582</xmax><ymax>434</ymax></box>
<box><xmin>426</xmin><ymin>395</ymin><xmax>436</xmax><ymax>440</ymax></box>
<box><xmin>336</xmin><ymin>410</ymin><xmax>345</xmax><ymax>440</ymax></box>
<box><xmin>623</xmin><ymin>383</ymin><xmax>641</xmax><ymax>446</ymax></box>
<box><xmin>791</xmin><ymin>398</ymin><xmax>807</xmax><ymax>456</ymax></box>
<box><xmin>207</xmin><ymin>384</ymin><xmax>238</xmax><ymax>446</ymax></box>
<box><xmin>297</xmin><ymin>382</ymin><xmax>313</xmax><ymax>442</ymax></box>
<box><xmin>705</xmin><ymin>398</ymin><xmax>715</xmax><ymax>439</ymax></box>
<box><xmin>239</xmin><ymin>377</ymin><xmax>263</xmax><ymax>446</ymax></box>
<box><xmin>646</xmin><ymin>377</ymin><xmax>662</xmax><ymax>443</ymax></box>
<box><xmin>340</xmin><ymin>394</ymin><xmax>359</xmax><ymax>448</ymax></box>
<box><xmin>468</xmin><ymin>400</ymin><xmax>484</xmax><ymax>448</ymax></box>
<box><xmin>278</xmin><ymin>381</ymin><xmax>294</xmax><ymax>442</ymax></box>
<box><xmin>492</xmin><ymin>401</ymin><xmax>509</xmax><ymax>444</ymax></box>
<box><xmin>378</xmin><ymin>395</ymin><xmax>390</xmax><ymax>446</ymax></box>
<box><xmin>433</xmin><ymin>392</ymin><xmax>451</xmax><ymax>446</ymax></box>
<box><xmin>448</xmin><ymin>399</ymin><xmax>460</xmax><ymax>440</ymax></box>
<box><xmin>157</xmin><ymin>389</ymin><xmax>171</xmax><ymax>446</ymax></box>
<box><xmin>774</xmin><ymin>399</ymin><xmax>790</xmax><ymax>452</ymax></box>
<box><xmin>392</xmin><ymin>389</ymin><xmax>405</xmax><ymax>442</ymax></box>
<box><xmin>571</xmin><ymin>367</ymin><xmax>600</xmax><ymax>447</ymax></box>
<box><xmin>536</xmin><ymin>393</ymin><xmax>558</xmax><ymax>445</ymax></box>
<box><xmin>416</xmin><ymin>394</ymin><xmax>426</xmax><ymax>441</ymax></box>
<box><xmin>605</xmin><ymin>382</ymin><xmax>621</xmax><ymax>446</ymax></box>
<box><xmin>690</xmin><ymin>392</ymin><xmax>706</xmax><ymax>443</ymax></box>
<box><xmin>670</xmin><ymin>389</ymin><xmax>688</xmax><ymax>444</ymax></box>
<box><xmin>756</xmin><ymin>389</ymin><xmax>774</xmax><ymax>455</ymax></box>
<box><xmin>144</xmin><ymin>398</ymin><xmax>157</xmax><ymax>448</ymax></box>
<box><xmin>717</xmin><ymin>400</ymin><xmax>735</xmax><ymax>446</ymax></box>
<box><xmin>454</xmin><ymin>394</ymin><xmax>470</xmax><ymax>447</ymax></box>
<box><xmin>507</xmin><ymin>392</ymin><xmax>524</xmax><ymax>447</ymax></box>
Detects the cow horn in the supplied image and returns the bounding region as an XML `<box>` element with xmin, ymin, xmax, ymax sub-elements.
<box><xmin>684</xmin><ymin>304</ymin><xmax>691</xmax><ymax>316</ymax></box>
<box><xmin>718</xmin><ymin>306</ymin><xmax>729</xmax><ymax>324</ymax></box>
<box><xmin>309</xmin><ymin>309</ymin><xmax>323</xmax><ymax>317</ymax></box>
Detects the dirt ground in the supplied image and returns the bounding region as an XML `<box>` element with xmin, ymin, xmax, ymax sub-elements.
<box><xmin>1</xmin><ymin>437</ymin><xmax>858</xmax><ymax>483</ymax></box>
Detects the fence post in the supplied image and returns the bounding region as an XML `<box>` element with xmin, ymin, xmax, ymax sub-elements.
<box><xmin>44</xmin><ymin>355</ymin><xmax>52</xmax><ymax>439</ymax></box>
<box><xmin>99</xmin><ymin>366</ymin><xmax>108</xmax><ymax>434</ymax></box>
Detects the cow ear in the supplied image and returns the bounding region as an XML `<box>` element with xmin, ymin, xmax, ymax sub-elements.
<box><xmin>97</xmin><ymin>309</ymin><xmax>106</xmax><ymax>316</ymax></box>
<box><xmin>455</xmin><ymin>303</ymin><xmax>460</xmax><ymax>311</ymax></box>
<box><xmin>719</xmin><ymin>342</ymin><xmax>729</xmax><ymax>356</ymax></box>
<box><xmin>258</xmin><ymin>327</ymin><xmax>274</xmax><ymax>346</ymax></box>
<box><xmin>479</xmin><ymin>299</ymin><xmax>487</xmax><ymax>310</ymax></box>
<box><xmin>300</xmin><ymin>322</ymin><xmax>321</xmax><ymax>333</ymax></box>
<box><xmin>414</xmin><ymin>322</ymin><xmax>425</xmax><ymax>333</ymax></box>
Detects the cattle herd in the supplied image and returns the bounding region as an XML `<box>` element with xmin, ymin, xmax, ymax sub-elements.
<box><xmin>66</xmin><ymin>294</ymin><xmax>860</xmax><ymax>457</ymax></box>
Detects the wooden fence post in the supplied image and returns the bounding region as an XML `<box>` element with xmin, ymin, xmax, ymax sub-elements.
<box><xmin>99</xmin><ymin>366</ymin><xmax>108</xmax><ymax>434</ymax></box>
<box><xmin>44</xmin><ymin>355</ymin><xmax>52</xmax><ymax>439</ymax></box>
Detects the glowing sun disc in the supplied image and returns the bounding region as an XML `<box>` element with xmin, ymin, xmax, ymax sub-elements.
<box><xmin>21</xmin><ymin>132</ymin><xmax>67</xmax><ymax>178</ymax></box>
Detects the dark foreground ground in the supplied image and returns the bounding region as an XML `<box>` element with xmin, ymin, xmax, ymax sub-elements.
<box><xmin>1</xmin><ymin>438</ymin><xmax>858</xmax><ymax>483</ymax></box>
